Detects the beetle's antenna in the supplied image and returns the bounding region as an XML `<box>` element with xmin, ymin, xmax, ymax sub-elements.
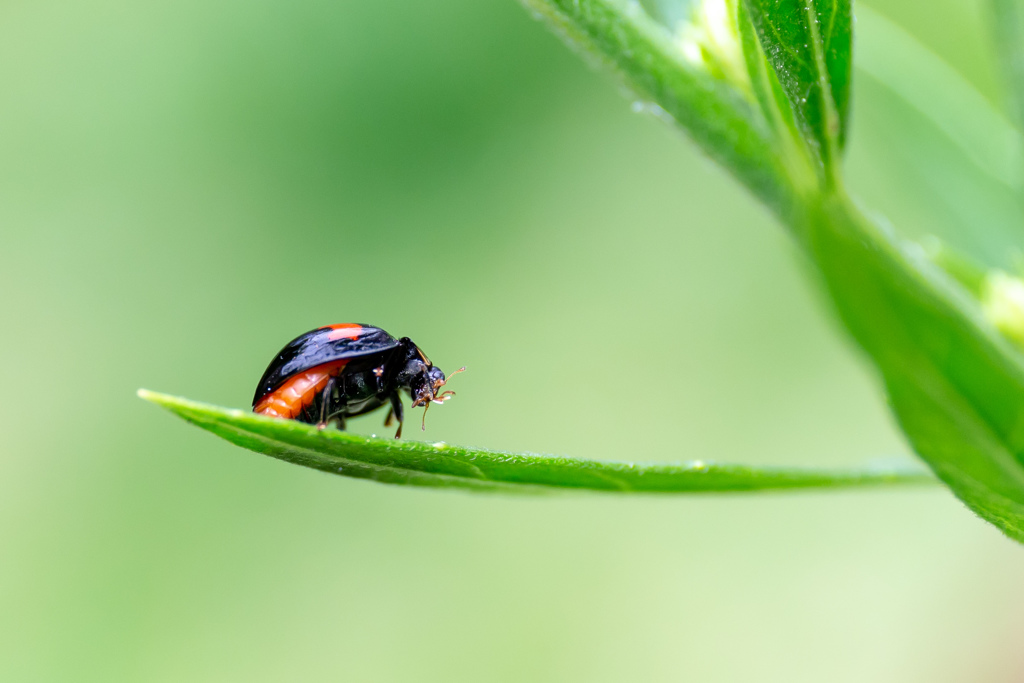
<box><xmin>435</xmin><ymin>366</ymin><xmax>466</xmax><ymax>389</ymax></box>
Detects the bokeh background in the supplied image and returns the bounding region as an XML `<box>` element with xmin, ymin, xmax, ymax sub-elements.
<box><xmin>3</xmin><ymin>0</ymin><xmax>1024</xmax><ymax>680</ymax></box>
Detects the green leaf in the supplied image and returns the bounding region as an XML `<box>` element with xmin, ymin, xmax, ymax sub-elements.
<box><xmin>737</xmin><ymin>0</ymin><xmax>817</xmax><ymax>193</ymax></box>
<box><xmin>806</xmin><ymin>194</ymin><xmax>1024</xmax><ymax>542</ymax></box>
<box><xmin>521</xmin><ymin>0</ymin><xmax>1024</xmax><ymax>542</ymax></box>
<box><xmin>742</xmin><ymin>0</ymin><xmax>851</xmax><ymax>176</ymax></box>
<box><xmin>139</xmin><ymin>390</ymin><xmax>933</xmax><ymax>493</ymax></box>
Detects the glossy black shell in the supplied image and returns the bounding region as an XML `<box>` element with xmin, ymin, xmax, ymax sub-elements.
<box><xmin>252</xmin><ymin>324</ymin><xmax>401</xmax><ymax>406</ymax></box>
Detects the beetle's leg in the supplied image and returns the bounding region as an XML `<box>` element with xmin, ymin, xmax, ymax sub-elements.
<box><xmin>389</xmin><ymin>392</ymin><xmax>405</xmax><ymax>439</ymax></box>
<box><xmin>317</xmin><ymin>377</ymin><xmax>338</xmax><ymax>429</ymax></box>
<box><xmin>323</xmin><ymin>410</ymin><xmax>347</xmax><ymax>430</ymax></box>
<box><xmin>384</xmin><ymin>406</ymin><xmax>394</xmax><ymax>427</ymax></box>
<box><xmin>372</xmin><ymin>365</ymin><xmax>386</xmax><ymax>393</ymax></box>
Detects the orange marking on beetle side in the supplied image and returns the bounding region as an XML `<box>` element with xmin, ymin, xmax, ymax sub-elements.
<box><xmin>254</xmin><ymin>359</ymin><xmax>349</xmax><ymax>419</ymax></box>
<box><xmin>321</xmin><ymin>323</ymin><xmax>363</xmax><ymax>341</ymax></box>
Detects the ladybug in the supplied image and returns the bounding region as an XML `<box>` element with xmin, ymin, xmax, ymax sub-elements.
<box><xmin>252</xmin><ymin>323</ymin><xmax>463</xmax><ymax>438</ymax></box>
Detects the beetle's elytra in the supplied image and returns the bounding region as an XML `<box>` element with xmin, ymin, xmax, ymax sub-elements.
<box><xmin>252</xmin><ymin>324</ymin><xmax>462</xmax><ymax>438</ymax></box>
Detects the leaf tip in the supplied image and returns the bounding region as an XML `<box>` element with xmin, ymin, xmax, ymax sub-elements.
<box><xmin>137</xmin><ymin>388</ymin><xmax>174</xmax><ymax>408</ymax></box>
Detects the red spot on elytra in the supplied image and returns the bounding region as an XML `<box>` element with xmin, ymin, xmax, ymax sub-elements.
<box><xmin>321</xmin><ymin>323</ymin><xmax>363</xmax><ymax>341</ymax></box>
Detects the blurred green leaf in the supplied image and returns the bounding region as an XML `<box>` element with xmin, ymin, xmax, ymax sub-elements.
<box><xmin>989</xmin><ymin>0</ymin><xmax>1024</xmax><ymax>132</ymax></box>
<box><xmin>742</xmin><ymin>0</ymin><xmax>851</xmax><ymax>175</ymax></box>
<box><xmin>921</xmin><ymin>238</ymin><xmax>989</xmax><ymax>296</ymax></box>
<box><xmin>853</xmin><ymin>73</ymin><xmax>1024</xmax><ymax>265</ymax></box>
<box><xmin>139</xmin><ymin>390</ymin><xmax>933</xmax><ymax>492</ymax></box>
<box><xmin>851</xmin><ymin>6</ymin><xmax>1023</xmax><ymax>266</ymax></box>
<box><xmin>857</xmin><ymin>6</ymin><xmax>1022</xmax><ymax>191</ymax></box>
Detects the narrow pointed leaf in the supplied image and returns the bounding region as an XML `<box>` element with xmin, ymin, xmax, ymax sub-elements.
<box><xmin>743</xmin><ymin>0</ymin><xmax>852</xmax><ymax>172</ymax></box>
<box><xmin>737</xmin><ymin>0</ymin><xmax>816</xmax><ymax>187</ymax></box>
<box><xmin>139</xmin><ymin>390</ymin><xmax>933</xmax><ymax>493</ymax></box>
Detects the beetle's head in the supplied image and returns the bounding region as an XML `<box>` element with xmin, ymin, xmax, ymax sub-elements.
<box><xmin>403</xmin><ymin>361</ymin><xmax>465</xmax><ymax>431</ymax></box>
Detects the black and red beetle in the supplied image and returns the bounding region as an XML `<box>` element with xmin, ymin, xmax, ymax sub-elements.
<box><xmin>252</xmin><ymin>323</ymin><xmax>462</xmax><ymax>438</ymax></box>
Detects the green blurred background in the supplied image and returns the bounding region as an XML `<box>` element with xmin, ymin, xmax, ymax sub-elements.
<box><xmin>3</xmin><ymin>0</ymin><xmax>1024</xmax><ymax>680</ymax></box>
